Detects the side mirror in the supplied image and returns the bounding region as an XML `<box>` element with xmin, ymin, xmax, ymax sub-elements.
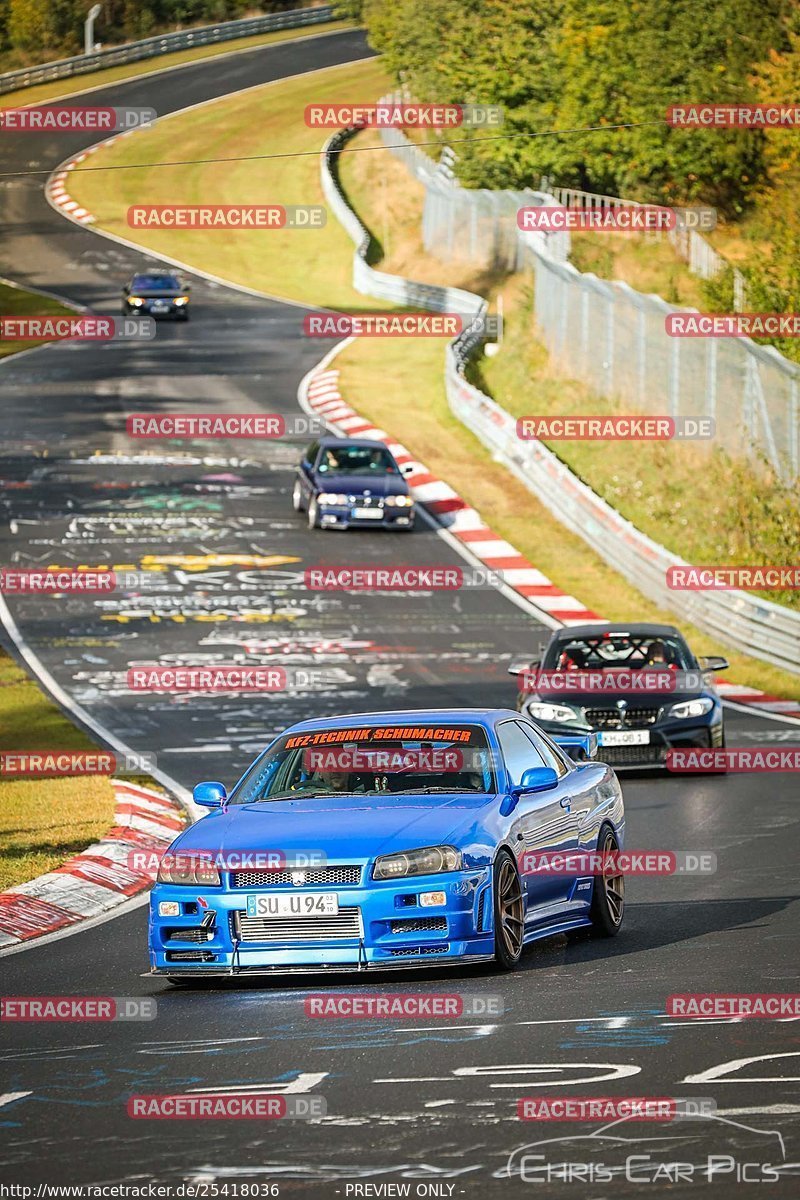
<box><xmin>508</xmin><ymin>658</ymin><xmax>539</xmax><ymax>678</ymax></box>
<box><xmin>554</xmin><ymin>733</ymin><xmax>598</xmax><ymax>762</ymax></box>
<box><xmin>513</xmin><ymin>766</ymin><xmax>559</xmax><ymax>796</ymax></box>
<box><xmin>400</xmin><ymin>463</ymin><xmax>416</xmax><ymax>476</ymax></box>
<box><xmin>699</xmin><ymin>656</ymin><xmax>729</xmax><ymax>672</ymax></box>
<box><xmin>122</xmin><ymin>285</ymin><xmax>130</xmax><ymax>294</ymax></box>
<box><xmin>193</xmin><ymin>780</ymin><xmax>227</xmax><ymax>808</ymax></box>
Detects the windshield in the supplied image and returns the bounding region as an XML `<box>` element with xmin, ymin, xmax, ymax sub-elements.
<box><xmin>230</xmin><ymin>723</ymin><xmax>496</xmax><ymax>803</ymax></box>
<box><xmin>544</xmin><ymin>632</ymin><xmax>693</xmax><ymax>671</ymax></box>
<box><xmin>317</xmin><ymin>445</ymin><xmax>398</xmax><ymax>476</ymax></box>
<box><xmin>132</xmin><ymin>274</ymin><xmax>181</xmax><ymax>291</ymax></box>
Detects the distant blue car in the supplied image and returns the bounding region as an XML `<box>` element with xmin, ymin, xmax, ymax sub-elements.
<box><xmin>292</xmin><ymin>436</ymin><xmax>416</xmax><ymax>530</ymax></box>
<box><xmin>149</xmin><ymin>709</ymin><xmax>625</xmax><ymax>980</ymax></box>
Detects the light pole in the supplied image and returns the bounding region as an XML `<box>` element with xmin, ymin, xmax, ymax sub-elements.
<box><xmin>85</xmin><ymin>4</ymin><xmax>102</xmax><ymax>55</ymax></box>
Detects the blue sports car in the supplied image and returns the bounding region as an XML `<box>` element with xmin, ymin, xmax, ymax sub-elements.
<box><xmin>292</xmin><ymin>436</ymin><xmax>416</xmax><ymax>530</ymax></box>
<box><xmin>148</xmin><ymin>709</ymin><xmax>625</xmax><ymax>980</ymax></box>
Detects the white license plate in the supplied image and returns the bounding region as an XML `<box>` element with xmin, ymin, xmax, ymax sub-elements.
<box><xmin>599</xmin><ymin>730</ymin><xmax>651</xmax><ymax>747</ymax></box>
<box><xmin>352</xmin><ymin>507</ymin><xmax>382</xmax><ymax>519</ymax></box>
<box><xmin>151</xmin><ymin>302</ymin><xmax>169</xmax><ymax>311</ymax></box>
<box><xmin>245</xmin><ymin>893</ymin><xmax>339</xmax><ymax>918</ymax></box>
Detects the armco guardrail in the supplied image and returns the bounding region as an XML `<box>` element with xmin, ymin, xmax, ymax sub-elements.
<box><xmin>322</xmin><ymin>122</ymin><xmax>800</xmax><ymax>676</ymax></box>
<box><xmin>0</xmin><ymin>5</ymin><xmax>334</xmax><ymax>95</ymax></box>
<box><xmin>323</xmin><ymin>127</ymin><xmax>485</xmax><ymax>319</ymax></box>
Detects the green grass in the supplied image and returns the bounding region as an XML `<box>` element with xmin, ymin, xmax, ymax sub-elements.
<box><xmin>0</xmin><ymin>21</ymin><xmax>353</xmax><ymax>111</ymax></box>
<box><xmin>69</xmin><ymin>57</ymin><xmax>391</xmax><ymax>308</ymax></box>
<box><xmin>0</xmin><ymin>650</ymin><xmax>116</xmax><ymax>891</ymax></box>
<box><xmin>0</xmin><ymin>280</ymin><xmax>78</xmax><ymax>359</ymax></box>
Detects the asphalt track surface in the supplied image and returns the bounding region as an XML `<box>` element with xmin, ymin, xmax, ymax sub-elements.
<box><xmin>1</xmin><ymin>27</ymin><xmax>799</xmax><ymax>1198</ymax></box>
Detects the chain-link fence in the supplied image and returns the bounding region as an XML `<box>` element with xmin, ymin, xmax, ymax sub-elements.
<box><xmin>380</xmin><ymin>123</ymin><xmax>799</xmax><ymax>483</ymax></box>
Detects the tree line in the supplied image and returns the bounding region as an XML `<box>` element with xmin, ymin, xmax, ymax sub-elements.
<box><xmin>0</xmin><ymin>1</ymin><xmax>301</xmax><ymax>64</ymax></box>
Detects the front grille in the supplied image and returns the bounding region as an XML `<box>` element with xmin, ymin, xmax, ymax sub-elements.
<box><xmin>166</xmin><ymin>949</ymin><xmax>216</xmax><ymax>962</ymax></box>
<box><xmin>165</xmin><ymin>927</ymin><xmax>212</xmax><ymax>943</ymax></box>
<box><xmin>390</xmin><ymin>916</ymin><xmax>448</xmax><ymax>934</ymax></box>
<box><xmin>598</xmin><ymin>745</ymin><xmax>666</xmax><ymax>765</ymax></box>
<box><xmin>389</xmin><ymin>944</ymin><xmax>450</xmax><ymax>956</ymax></box>
<box><xmin>233</xmin><ymin>908</ymin><xmax>362</xmax><ymax>943</ymax></box>
<box><xmin>351</xmin><ymin>495</ymin><xmax>383</xmax><ymax>507</ymax></box>
<box><xmin>585</xmin><ymin>706</ymin><xmax>661</xmax><ymax>729</ymax></box>
<box><xmin>231</xmin><ymin>865</ymin><xmax>362</xmax><ymax>888</ymax></box>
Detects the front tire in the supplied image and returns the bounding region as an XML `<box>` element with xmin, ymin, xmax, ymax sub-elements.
<box><xmin>493</xmin><ymin>850</ymin><xmax>525</xmax><ymax>970</ymax></box>
<box><xmin>589</xmin><ymin>824</ymin><xmax>625</xmax><ymax>937</ymax></box>
<box><xmin>292</xmin><ymin>480</ymin><xmax>304</xmax><ymax>512</ymax></box>
<box><xmin>307</xmin><ymin>497</ymin><xmax>319</xmax><ymax>529</ymax></box>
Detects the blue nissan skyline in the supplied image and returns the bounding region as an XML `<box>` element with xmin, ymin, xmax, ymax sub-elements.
<box><xmin>149</xmin><ymin>709</ymin><xmax>625</xmax><ymax>980</ymax></box>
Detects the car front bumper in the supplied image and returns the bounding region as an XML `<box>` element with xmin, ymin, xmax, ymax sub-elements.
<box><xmin>148</xmin><ymin>866</ymin><xmax>493</xmax><ymax>975</ymax></box>
<box><xmin>531</xmin><ymin>713</ymin><xmax>724</xmax><ymax>768</ymax></box>
<box><xmin>317</xmin><ymin>502</ymin><xmax>415</xmax><ymax>530</ymax></box>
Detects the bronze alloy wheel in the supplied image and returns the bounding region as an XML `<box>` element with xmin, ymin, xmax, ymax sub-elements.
<box><xmin>494</xmin><ymin>851</ymin><xmax>525</xmax><ymax>969</ymax></box>
<box><xmin>589</xmin><ymin>824</ymin><xmax>625</xmax><ymax>937</ymax></box>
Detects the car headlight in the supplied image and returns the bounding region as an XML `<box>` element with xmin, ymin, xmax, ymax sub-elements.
<box><xmin>157</xmin><ymin>851</ymin><xmax>220</xmax><ymax>886</ymax></box>
<box><xmin>173</xmin><ymin>296</ymin><xmax>189</xmax><ymax>306</ymax></box>
<box><xmin>667</xmin><ymin>697</ymin><xmax>714</xmax><ymax>719</ymax></box>
<box><xmin>372</xmin><ymin>845</ymin><xmax>462</xmax><ymax>880</ymax></box>
<box><xmin>318</xmin><ymin>492</ymin><xmax>349</xmax><ymax>505</ymax></box>
<box><xmin>127</xmin><ymin>297</ymin><xmax>144</xmax><ymax>306</ymax></box>
<box><xmin>384</xmin><ymin>495</ymin><xmax>414</xmax><ymax>507</ymax></box>
<box><xmin>526</xmin><ymin>700</ymin><xmax>580</xmax><ymax>723</ymax></box>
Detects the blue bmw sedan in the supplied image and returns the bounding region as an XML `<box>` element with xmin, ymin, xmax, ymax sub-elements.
<box><xmin>292</xmin><ymin>436</ymin><xmax>416</xmax><ymax>530</ymax></box>
<box><xmin>149</xmin><ymin>709</ymin><xmax>625</xmax><ymax>981</ymax></box>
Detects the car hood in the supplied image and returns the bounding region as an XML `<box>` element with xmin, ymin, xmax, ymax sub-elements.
<box><xmin>132</xmin><ymin>288</ymin><xmax>185</xmax><ymax>298</ymax></box>
<box><xmin>533</xmin><ymin>683</ymin><xmax>714</xmax><ymax>706</ymax></box>
<box><xmin>173</xmin><ymin>792</ymin><xmax>495</xmax><ymax>861</ymax></box>
<box><xmin>313</xmin><ymin>472</ymin><xmax>409</xmax><ymax>498</ymax></box>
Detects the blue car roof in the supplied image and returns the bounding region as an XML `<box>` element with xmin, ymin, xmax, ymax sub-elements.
<box><xmin>316</xmin><ymin>436</ymin><xmax>393</xmax><ymax>451</ymax></box>
<box><xmin>285</xmin><ymin>709</ymin><xmax>520</xmax><ymax>734</ymax></box>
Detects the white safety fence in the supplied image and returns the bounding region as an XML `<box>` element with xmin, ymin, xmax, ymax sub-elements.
<box><xmin>322</xmin><ymin>125</ymin><xmax>800</xmax><ymax>675</ymax></box>
<box><xmin>0</xmin><ymin>5</ymin><xmax>335</xmax><ymax>94</ymax></box>
<box><xmin>378</xmin><ymin>124</ymin><xmax>799</xmax><ymax>484</ymax></box>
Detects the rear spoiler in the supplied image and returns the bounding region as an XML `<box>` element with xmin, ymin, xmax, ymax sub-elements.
<box><xmin>553</xmin><ymin>733</ymin><xmax>598</xmax><ymax>762</ymax></box>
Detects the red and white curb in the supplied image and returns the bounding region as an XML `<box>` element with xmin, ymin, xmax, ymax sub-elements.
<box><xmin>306</xmin><ymin>368</ymin><xmax>601</xmax><ymax>626</ymax></box>
<box><xmin>46</xmin><ymin>135</ymin><xmax>127</xmax><ymax>226</ymax></box>
<box><xmin>0</xmin><ymin>781</ymin><xmax>184</xmax><ymax>949</ymax></box>
<box><xmin>303</xmin><ymin>364</ymin><xmax>800</xmax><ymax>720</ymax></box>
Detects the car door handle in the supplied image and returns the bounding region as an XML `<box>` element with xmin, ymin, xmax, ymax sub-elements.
<box><xmin>560</xmin><ymin>797</ymin><xmax>571</xmax><ymax>809</ymax></box>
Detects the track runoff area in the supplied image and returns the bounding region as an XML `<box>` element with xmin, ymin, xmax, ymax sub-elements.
<box><xmin>0</xmin><ymin>25</ymin><xmax>799</xmax><ymax>1200</ymax></box>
